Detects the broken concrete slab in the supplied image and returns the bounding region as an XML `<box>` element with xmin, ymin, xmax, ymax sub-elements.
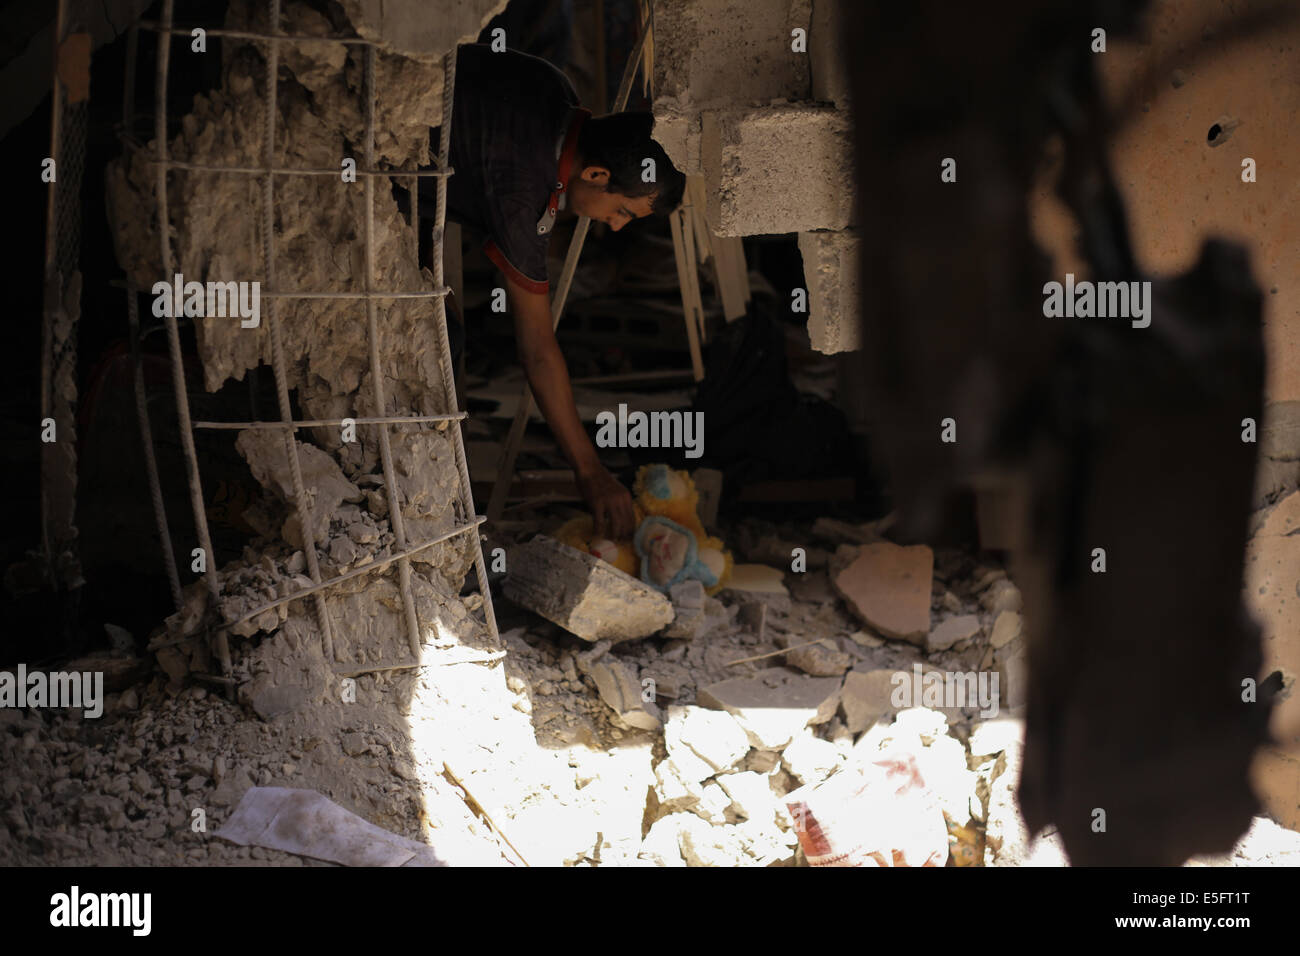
<box><xmin>927</xmin><ymin>614</ymin><xmax>981</xmax><ymax>652</ymax></box>
<box><xmin>839</xmin><ymin>669</ymin><xmax>900</xmax><ymax>734</ymax></box>
<box><xmin>697</xmin><ymin>667</ymin><xmax>841</xmax><ymax>750</ymax></box>
<box><xmin>724</xmin><ymin>563</ymin><xmax>790</xmax><ymax>606</ymax></box>
<box><xmin>781</xmin><ymin>729</ymin><xmax>840</xmax><ymax>787</ymax></box>
<box><xmin>968</xmin><ymin>717</ymin><xmax>1024</xmax><ymax>758</ymax></box>
<box><xmin>716</xmin><ymin>771</ymin><xmax>778</xmax><ymax>825</ymax></box>
<box><xmin>235</xmin><ymin>429</ymin><xmax>362</xmax><ymax>549</ymax></box>
<box><xmin>636</xmin><ymin>814</ymin><xmax>687</xmax><ymax>867</ymax></box>
<box><xmin>833</xmin><ymin>541</ymin><xmax>933</xmax><ymax>643</ymax></box>
<box><xmin>576</xmin><ymin>642</ymin><xmax>663</xmax><ymax>732</ymax></box>
<box><xmin>504</xmin><ymin>536</ymin><xmax>674</xmax><ymax>643</ymax></box>
<box><xmin>664</xmin><ymin>705</ymin><xmax>751</xmax><ymax>781</ymax></box>
<box><xmin>781</xmin><ymin>638</ymin><xmax>852</xmax><ymax>677</ymax></box>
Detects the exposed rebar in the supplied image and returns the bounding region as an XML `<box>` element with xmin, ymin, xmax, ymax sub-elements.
<box><xmin>258</xmin><ymin>0</ymin><xmax>338</xmax><ymax>664</ymax></box>
<box><xmin>153</xmin><ymin>0</ymin><xmax>233</xmax><ymax>692</ymax></box>
<box><xmin>430</xmin><ymin>46</ymin><xmax>499</xmax><ymax>643</ymax></box>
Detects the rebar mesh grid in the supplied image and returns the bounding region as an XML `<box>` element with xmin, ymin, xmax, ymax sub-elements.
<box><xmin>129</xmin><ymin>0</ymin><xmax>499</xmax><ymax>684</ymax></box>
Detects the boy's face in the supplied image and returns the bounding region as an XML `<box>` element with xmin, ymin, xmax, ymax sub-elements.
<box><xmin>568</xmin><ymin>165</ymin><xmax>656</xmax><ymax>230</ymax></box>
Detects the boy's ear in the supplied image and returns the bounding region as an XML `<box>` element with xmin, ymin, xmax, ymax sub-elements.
<box><xmin>580</xmin><ymin>165</ymin><xmax>610</xmax><ymax>185</ymax></box>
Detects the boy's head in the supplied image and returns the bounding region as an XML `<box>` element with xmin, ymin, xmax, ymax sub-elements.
<box><xmin>569</xmin><ymin>111</ymin><xmax>685</xmax><ymax>230</ymax></box>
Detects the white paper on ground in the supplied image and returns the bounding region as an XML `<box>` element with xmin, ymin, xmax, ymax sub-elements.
<box><xmin>215</xmin><ymin>786</ymin><xmax>448</xmax><ymax>867</ymax></box>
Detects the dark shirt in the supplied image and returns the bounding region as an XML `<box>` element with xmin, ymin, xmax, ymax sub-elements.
<box><xmin>437</xmin><ymin>44</ymin><xmax>579</xmax><ymax>294</ymax></box>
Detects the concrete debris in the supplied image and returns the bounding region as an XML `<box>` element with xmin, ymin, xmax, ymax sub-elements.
<box><xmin>927</xmin><ymin>614</ymin><xmax>981</xmax><ymax>652</ymax></box>
<box><xmin>989</xmin><ymin>611</ymin><xmax>1023</xmax><ymax>649</ymax></box>
<box><xmin>723</xmin><ymin>563</ymin><xmax>791</xmax><ymax>611</ymax></box>
<box><xmin>504</xmin><ymin>536</ymin><xmax>674</xmax><ymax>643</ymax></box>
<box><xmin>576</xmin><ymin>642</ymin><xmax>663</xmax><ymax>732</ymax></box>
<box><xmin>838</xmin><ymin>669</ymin><xmax>899</xmax><ymax>734</ymax></box>
<box><xmin>662</xmin><ymin>580</ymin><xmax>732</xmax><ymax>639</ymax></box>
<box><xmin>777</xmin><ymin>634</ymin><xmax>852</xmax><ymax>677</ymax></box>
<box><xmin>981</xmin><ymin>578</ymin><xmax>1023</xmax><ymax>615</ymax></box>
<box><xmin>968</xmin><ymin>718</ymin><xmax>1025</xmax><ymax>758</ymax></box>
<box><xmin>697</xmin><ymin>668</ymin><xmax>840</xmax><ymax>750</ymax></box>
<box><xmin>716</xmin><ymin>771</ymin><xmax>779</xmax><ymax>825</ymax></box>
<box><xmin>637</xmin><ymin>815</ymin><xmax>688</xmax><ymax>867</ymax></box>
<box><xmin>781</xmin><ymin>729</ymin><xmax>841</xmax><ymax>787</ymax></box>
<box><xmin>832</xmin><ymin>542</ymin><xmax>933</xmax><ymax>644</ymax></box>
<box><xmin>664</xmin><ymin>706</ymin><xmax>751</xmax><ymax>782</ymax></box>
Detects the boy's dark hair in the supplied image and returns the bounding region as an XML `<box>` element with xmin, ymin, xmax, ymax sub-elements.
<box><xmin>576</xmin><ymin>111</ymin><xmax>686</xmax><ymax>215</ymax></box>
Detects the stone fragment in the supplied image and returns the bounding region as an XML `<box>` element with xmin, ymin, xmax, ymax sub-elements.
<box><xmin>723</xmin><ymin>564</ymin><xmax>791</xmax><ymax>612</ymax></box>
<box><xmin>968</xmin><ymin>717</ymin><xmax>1025</xmax><ymax>758</ymax></box>
<box><xmin>989</xmin><ymin>611</ymin><xmax>1023</xmax><ymax>649</ymax></box>
<box><xmin>664</xmin><ymin>706</ymin><xmax>750</xmax><ymax>780</ymax></box>
<box><xmin>576</xmin><ymin>642</ymin><xmax>663</xmax><ymax>731</ymax></box>
<box><xmin>716</xmin><ymin>771</ymin><xmax>778</xmax><ymax>825</ymax></box>
<box><xmin>697</xmin><ymin>668</ymin><xmax>841</xmax><ymax>750</ymax></box>
<box><xmin>927</xmin><ymin>614</ymin><xmax>981</xmax><ymax>652</ymax></box>
<box><xmin>235</xmin><ymin>430</ymin><xmax>361</xmax><ymax>548</ymax></box>
<box><xmin>780</xmin><ymin>637</ymin><xmax>852</xmax><ymax>677</ymax></box>
<box><xmin>781</xmin><ymin>730</ymin><xmax>841</xmax><ymax>787</ymax></box>
<box><xmin>839</xmin><ymin>669</ymin><xmax>901</xmax><ymax>734</ymax></box>
<box><xmin>503</xmin><ymin>536</ymin><xmax>674</xmax><ymax>643</ymax></box>
<box><xmin>833</xmin><ymin>542</ymin><xmax>933</xmax><ymax>643</ymax></box>
<box><xmin>981</xmin><ymin>578</ymin><xmax>1023</xmax><ymax>615</ymax></box>
<box><xmin>637</xmin><ymin>815</ymin><xmax>687</xmax><ymax>867</ymax></box>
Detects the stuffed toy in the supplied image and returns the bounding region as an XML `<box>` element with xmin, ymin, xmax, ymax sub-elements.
<box><xmin>553</xmin><ymin>463</ymin><xmax>732</xmax><ymax>595</ymax></box>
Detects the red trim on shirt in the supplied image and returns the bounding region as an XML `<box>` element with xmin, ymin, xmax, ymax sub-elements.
<box><xmin>484</xmin><ymin>240</ymin><xmax>549</xmax><ymax>295</ymax></box>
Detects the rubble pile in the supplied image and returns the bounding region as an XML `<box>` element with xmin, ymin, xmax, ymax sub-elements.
<box><xmin>5</xmin><ymin>509</ymin><xmax>1300</xmax><ymax>866</ymax></box>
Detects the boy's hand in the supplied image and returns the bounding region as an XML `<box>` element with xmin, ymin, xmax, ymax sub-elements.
<box><xmin>577</xmin><ymin>465</ymin><xmax>636</xmax><ymax>540</ymax></box>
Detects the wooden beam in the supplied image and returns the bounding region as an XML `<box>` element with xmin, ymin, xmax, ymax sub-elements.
<box><xmin>669</xmin><ymin>206</ymin><xmax>705</xmax><ymax>381</ymax></box>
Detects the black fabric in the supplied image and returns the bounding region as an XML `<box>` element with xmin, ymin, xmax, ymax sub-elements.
<box><xmin>687</xmin><ymin>306</ymin><xmax>857</xmax><ymax>486</ymax></box>
<box><xmin>406</xmin><ymin>44</ymin><xmax>578</xmax><ymax>287</ymax></box>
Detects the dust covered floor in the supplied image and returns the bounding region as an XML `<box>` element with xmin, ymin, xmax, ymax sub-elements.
<box><xmin>4</xmin><ymin>512</ymin><xmax>1299</xmax><ymax>866</ymax></box>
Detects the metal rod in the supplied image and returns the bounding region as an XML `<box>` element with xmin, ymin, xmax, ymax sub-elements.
<box><xmin>258</xmin><ymin>0</ymin><xmax>339</xmax><ymax>665</ymax></box>
<box><xmin>107</xmin><ymin>277</ymin><xmax>449</xmax><ymax>300</ymax></box>
<box><xmin>136</xmin><ymin>22</ymin><xmax>378</xmax><ymax>44</ymax></box>
<box><xmin>193</xmin><ymin>412</ymin><xmax>465</xmax><ymax>430</ymax></box>
<box><xmin>154</xmin><ymin>0</ymin><xmax>233</xmax><ymax>694</ymax></box>
<box><xmin>127</xmin><ymin>280</ymin><xmax>183</xmax><ymax>610</ymax></box>
<box><xmin>220</xmin><ymin>516</ymin><xmax>486</xmax><ymax>630</ymax></box>
<box><xmin>259</xmin><ymin>290</ymin><xmax>450</xmax><ymax>300</ymax></box>
<box><xmin>117</xmin><ymin>136</ymin><xmax>451</xmax><ymax>177</ymax></box>
<box><xmin>430</xmin><ymin>46</ymin><xmax>499</xmax><ymax>643</ymax></box>
<box><xmin>362</xmin><ymin>44</ymin><xmax>423</xmax><ymax>660</ymax></box>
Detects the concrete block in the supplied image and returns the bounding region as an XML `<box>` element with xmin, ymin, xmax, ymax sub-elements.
<box><xmin>652</xmin><ymin>0</ymin><xmax>810</xmax><ymax>114</ymax></box>
<box><xmin>503</xmin><ymin>536</ymin><xmax>674</xmax><ymax>643</ymax></box>
<box><xmin>702</xmin><ymin>105</ymin><xmax>855</xmax><ymax>236</ymax></box>
<box><xmin>798</xmin><ymin>229</ymin><xmax>862</xmax><ymax>353</ymax></box>
<box><xmin>809</xmin><ymin>0</ymin><xmax>853</xmax><ymax>106</ymax></box>
<box><xmin>652</xmin><ymin>105</ymin><xmax>702</xmax><ymax>177</ymax></box>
